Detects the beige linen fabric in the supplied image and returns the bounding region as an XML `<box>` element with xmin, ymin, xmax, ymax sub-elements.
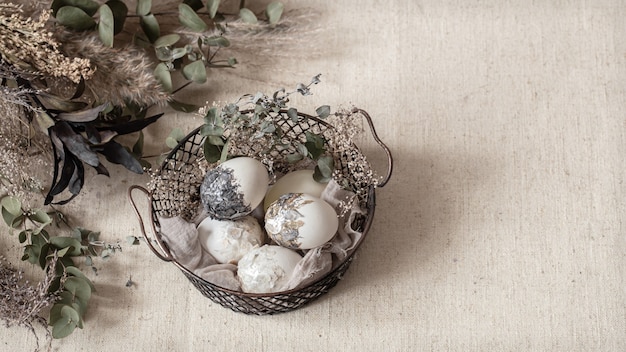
<box><xmin>2</xmin><ymin>1</ymin><xmax>626</xmax><ymax>351</ymax></box>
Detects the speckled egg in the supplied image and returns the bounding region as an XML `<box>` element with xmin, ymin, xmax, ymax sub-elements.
<box><xmin>200</xmin><ymin>157</ymin><xmax>269</xmax><ymax>220</ymax></box>
<box><xmin>263</xmin><ymin>169</ymin><xmax>328</xmax><ymax>211</ymax></box>
<box><xmin>197</xmin><ymin>216</ymin><xmax>265</xmax><ymax>264</ymax></box>
<box><xmin>264</xmin><ymin>193</ymin><xmax>339</xmax><ymax>250</ymax></box>
<box><xmin>237</xmin><ymin>245</ymin><xmax>302</xmax><ymax>293</ymax></box>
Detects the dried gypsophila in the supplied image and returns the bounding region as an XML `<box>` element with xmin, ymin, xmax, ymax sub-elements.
<box><xmin>0</xmin><ymin>4</ymin><xmax>94</xmax><ymax>84</ymax></box>
<box><xmin>0</xmin><ymin>254</ymin><xmax>61</xmax><ymax>352</ymax></box>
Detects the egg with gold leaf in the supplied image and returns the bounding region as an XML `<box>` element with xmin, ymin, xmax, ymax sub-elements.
<box><xmin>264</xmin><ymin>193</ymin><xmax>339</xmax><ymax>250</ymax></box>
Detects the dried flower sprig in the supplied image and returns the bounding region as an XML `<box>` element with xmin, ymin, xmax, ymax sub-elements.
<box><xmin>0</xmin><ymin>4</ymin><xmax>94</xmax><ymax>84</ymax></box>
<box><xmin>0</xmin><ymin>254</ymin><xmax>60</xmax><ymax>352</ymax></box>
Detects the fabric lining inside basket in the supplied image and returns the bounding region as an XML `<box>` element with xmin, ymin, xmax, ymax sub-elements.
<box><xmin>156</xmin><ymin>179</ymin><xmax>365</xmax><ymax>293</ymax></box>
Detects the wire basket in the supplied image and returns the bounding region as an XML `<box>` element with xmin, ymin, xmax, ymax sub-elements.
<box><xmin>128</xmin><ymin>108</ymin><xmax>392</xmax><ymax>315</ymax></box>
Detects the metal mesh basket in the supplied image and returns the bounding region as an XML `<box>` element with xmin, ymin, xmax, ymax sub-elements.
<box><xmin>129</xmin><ymin>108</ymin><xmax>392</xmax><ymax>315</ymax></box>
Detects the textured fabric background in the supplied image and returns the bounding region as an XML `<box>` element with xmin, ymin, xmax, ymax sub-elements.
<box><xmin>3</xmin><ymin>0</ymin><xmax>625</xmax><ymax>351</ymax></box>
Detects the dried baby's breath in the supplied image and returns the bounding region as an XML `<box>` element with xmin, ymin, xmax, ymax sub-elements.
<box><xmin>0</xmin><ymin>4</ymin><xmax>94</xmax><ymax>83</ymax></box>
<box><xmin>0</xmin><ymin>255</ymin><xmax>60</xmax><ymax>352</ymax></box>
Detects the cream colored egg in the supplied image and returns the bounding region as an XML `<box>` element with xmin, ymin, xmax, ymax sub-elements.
<box><xmin>264</xmin><ymin>193</ymin><xmax>339</xmax><ymax>250</ymax></box>
<box><xmin>237</xmin><ymin>245</ymin><xmax>302</xmax><ymax>293</ymax></box>
<box><xmin>263</xmin><ymin>169</ymin><xmax>328</xmax><ymax>211</ymax></box>
<box><xmin>197</xmin><ymin>216</ymin><xmax>265</xmax><ymax>264</ymax></box>
<box><xmin>200</xmin><ymin>157</ymin><xmax>270</xmax><ymax>220</ymax></box>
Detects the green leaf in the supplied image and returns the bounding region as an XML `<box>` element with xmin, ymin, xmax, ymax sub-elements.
<box><xmin>239</xmin><ymin>8</ymin><xmax>258</xmax><ymax>24</ymax></box>
<box><xmin>265</xmin><ymin>2</ymin><xmax>284</xmax><ymax>24</ymax></box>
<box><xmin>56</xmin><ymin>6</ymin><xmax>97</xmax><ymax>31</ymax></box>
<box><xmin>65</xmin><ymin>266</ymin><xmax>96</xmax><ymax>291</ymax></box>
<box><xmin>314</xmin><ymin>155</ymin><xmax>334</xmax><ymax>183</ymax></box>
<box><xmin>52</xmin><ymin>305</ymin><xmax>80</xmax><ymax>338</ymax></box>
<box><xmin>49</xmin><ymin>237</ymin><xmax>83</xmax><ymax>256</ymax></box>
<box><xmin>206</xmin><ymin>0</ymin><xmax>220</xmax><ymax>18</ymax></box>
<box><xmin>63</xmin><ymin>277</ymin><xmax>92</xmax><ymax>301</ymax></box>
<box><xmin>179</xmin><ymin>3</ymin><xmax>208</xmax><ymax>32</ymax></box>
<box><xmin>136</xmin><ymin>0</ymin><xmax>152</xmax><ymax>16</ymax></box>
<box><xmin>154</xmin><ymin>34</ymin><xmax>181</xmax><ymax>48</ymax></box>
<box><xmin>167</xmin><ymin>128</ymin><xmax>185</xmax><ymax>147</ymax></box>
<box><xmin>52</xmin><ymin>0</ymin><xmax>100</xmax><ymax>17</ymax></box>
<box><xmin>140</xmin><ymin>14</ymin><xmax>160</xmax><ymax>43</ymax></box>
<box><xmin>30</xmin><ymin>209</ymin><xmax>52</xmax><ymax>225</ymax></box>
<box><xmin>98</xmin><ymin>4</ymin><xmax>114</xmax><ymax>47</ymax></box>
<box><xmin>204</xmin><ymin>36</ymin><xmax>230</xmax><ymax>47</ymax></box>
<box><xmin>182</xmin><ymin>60</ymin><xmax>207</xmax><ymax>83</ymax></box>
<box><xmin>315</xmin><ymin>105</ymin><xmax>331</xmax><ymax>119</ymax></box>
<box><xmin>286</xmin><ymin>153</ymin><xmax>303</xmax><ymax>163</ymax></box>
<box><xmin>287</xmin><ymin>108</ymin><xmax>299</xmax><ymax>123</ymax></box>
<box><xmin>1</xmin><ymin>196</ymin><xmax>21</xmax><ymax>216</ymax></box>
<box><xmin>105</xmin><ymin>0</ymin><xmax>128</xmax><ymax>34</ymax></box>
<box><xmin>18</xmin><ymin>231</ymin><xmax>27</xmax><ymax>243</ymax></box>
<box><xmin>153</xmin><ymin>63</ymin><xmax>172</xmax><ymax>92</ymax></box>
<box><xmin>203</xmin><ymin>140</ymin><xmax>222</xmax><ymax>163</ymax></box>
<box><xmin>126</xmin><ymin>236</ymin><xmax>140</xmax><ymax>245</ymax></box>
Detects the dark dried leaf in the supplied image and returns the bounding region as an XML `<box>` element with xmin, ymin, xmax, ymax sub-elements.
<box><xmin>99</xmin><ymin>141</ymin><xmax>144</xmax><ymax>173</ymax></box>
<box><xmin>99</xmin><ymin>113</ymin><xmax>163</xmax><ymax>135</ymax></box>
<box><xmin>53</xmin><ymin>122</ymin><xmax>100</xmax><ymax>167</ymax></box>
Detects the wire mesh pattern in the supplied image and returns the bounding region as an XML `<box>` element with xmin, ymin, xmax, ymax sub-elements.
<box><xmin>140</xmin><ymin>109</ymin><xmax>382</xmax><ymax>314</ymax></box>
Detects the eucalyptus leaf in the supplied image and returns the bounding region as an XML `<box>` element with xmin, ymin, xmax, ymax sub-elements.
<box><xmin>105</xmin><ymin>0</ymin><xmax>128</xmax><ymax>34</ymax></box>
<box><xmin>203</xmin><ymin>140</ymin><xmax>222</xmax><ymax>163</ymax></box>
<box><xmin>51</xmin><ymin>306</ymin><xmax>80</xmax><ymax>338</ymax></box>
<box><xmin>286</xmin><ymin>153</ymin><xmax>303</xmax><ymax>163</ymax></box>
<box><xmin>314</xmin><ymin>155</ymin><xmax>334</xmax><ymax>183</ymax></box>
<box><xmin>30</xmin><ymin>209</ymin><xmax>52</xmax><ymax>225</ymax></box>
<box><xmin>154</xmin><ymin>63</ymin><xmax>172</xmax><ymax>92</ymax></box>
<box><xmin>49</xmin><ymin>237</ymin><xmax>83</xmax><ymax>256</ymax></box>
<box><xmin>206</xmin><ymin>0</ymin><xmax>220</xmax><ymax>18</ymax></box>
<box><xmin>315</xmin><ymin>105</ymin><xmax>331</xmax><ymax>119</ymax></box>
<box><xmin>154</xmin><ymin>34</ymin><xmax>181</xmax><ymax>48</ymax></box>
<box><xmin>98</xmin><ymin>4</ymin><xmax>114</xmax><ymax>47</ymax></box>
<box><xmin>179</xmin><ymin>3</ymin><xmax>208</xmax><ymax>32</ymax></box>
<box><xmin>64</xmin><ymin>277</ymin><xmax>92</xmax><ymax>301</ymax></box>
<box><xmin>1</xmin><ymin>196</ymin><xmax>21</xmax><ymax>216</ymax></box>
<box><xmin>140</xmin><ymin>14</ymin><xmax>160</xmax><ymax>43</ymax></box>
<box><xmin>2</xmin><ymin>208</ymin><xmax>17</xmax><ymax>228</ymax></box>
<box><xmin>265</xmin><ymin>2</ymin><xmax>284</xmax><ymax>24</ymax></box>
<box><xmin>287</xmin><ymin>108</ymin><xmax>299</xmax><ymax>123</ymax></box>
<box><xmin>65</xmin><ymin>266</ymin><xmax>96</xmax><ymax>291</ymax></box>
<box><xmin>136</xmin><ymin>0</ymin><xmax>152</xmax><ymax>16</ymax></box>
<box><xmin>182</xmin><ymin>60</ymin><xmax>207</xmax><ymax>83</ymax></box>
<box><xmin>171</xmin><ymin>47</ymin><xmax>188</xmax><ymax>60</ymax></box>
<box><xmin>239</xmin><ymin>8</ymin><xmax>258</xmax><ymax>24</ymax></box>
<box><xmin>52</xmin><ymin>0</ymin><xmax>100</xmax><ymax>17</ymax></box>
<box><xmin>204</xmin><ymin>36</ymin><xmax>230</xmax><ymax>47</ymax></box>
<box><xmin>56</xmin><ymin>6</ymin><xmax>96</xmax><ymax>31</ymax></box>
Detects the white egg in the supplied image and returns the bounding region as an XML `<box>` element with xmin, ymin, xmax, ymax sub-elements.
<box><xmin>237</xmin><ymin>245</ymin><xmax>302</xmax><ymax>293</ymax></box>
<box><xmin>200</xmin><ymin>157</ymin><xmax>270</xmax><ymax>220</ymax></box>
<box><xmin>197</xmin><ymin>216</ymin><xmax>265</xmax><ymax>264</ymax></box>
<box><xmin>263</xmin><ymin>169</ymin><xmax>328</xmax><ymax>211</ymax></box>
<box><xmin>264</xmin><ymin>193</ymin><xmax>339</xmax><ymax>250</ymax></box>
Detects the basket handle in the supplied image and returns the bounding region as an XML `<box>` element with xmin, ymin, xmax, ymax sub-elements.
<box><xmin>127</xmin><ymin>185</ymin><xmax>174</xmax><ymax>262</ymax></box>
<box><xmin>353</xmin><ymin>108</ymin><xmax>394</xmax><ymax>187</ymax></box>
